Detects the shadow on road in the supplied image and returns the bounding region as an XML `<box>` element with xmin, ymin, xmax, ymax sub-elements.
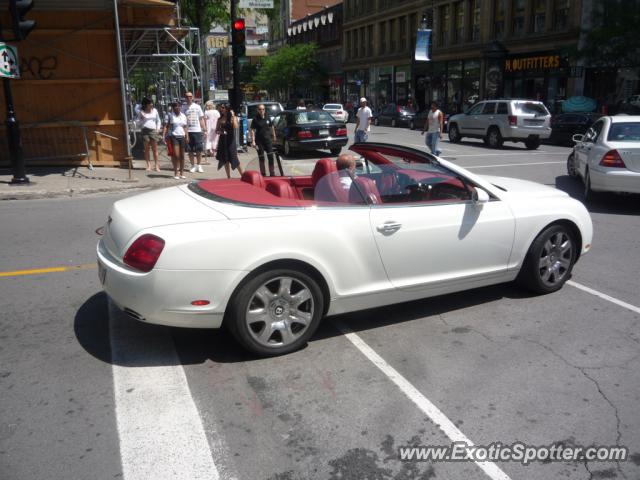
<box><xmin>75</xmin><ymin>282</ymin><xmax>540</xmax><ymax>367</ymax></box>
<box><xmin>555</xmin><ymin>174</ymin><xmax>640</xmax><ymax>216</ymax></box>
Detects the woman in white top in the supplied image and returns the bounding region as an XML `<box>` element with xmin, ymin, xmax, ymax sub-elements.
<box><xmin>162</xmin><ymin>102</ymin><xmax>189</xmax><ymax>179</ymax></box>
<box><xmin>204</xmin><ymin>101</ymin><xmax>220</xmax><ymax>157</ymax></box>
<box><xmin>137</xmin><ymin>98</ymin><xmax>162</xmax><ymax>172</ymax></box>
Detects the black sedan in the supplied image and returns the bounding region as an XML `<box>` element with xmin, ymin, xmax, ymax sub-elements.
<box><xmin>273</xmin><ymin>110</ymin><xmax>348</xmax><ymax>157</ymax></box>
<box><xmin>549</xmin><ymin>112</ymin><xmax>602</xmax><ymax>146</ymax></box>
<box><xmin>409</xmin><ymin>110</ymin><xmax>449</xmax><ymax>133</ymax></box>
<box><xmin>374</xmin><ymin>103</ymin><xmax>416</xmax><ymax>128</ymax></box>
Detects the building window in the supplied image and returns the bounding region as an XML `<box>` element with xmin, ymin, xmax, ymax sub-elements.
<box><xmin>454</xmin><ymin>2</ymin><xmax>464</xmax><ymax>43</ymax></box>
<box><xmin>399</xmin><ymin>16</ymin><xmax>407</xmax><ymax>51</ymax></box>
<box><xmin>512</xmin><ymin>0</ymin><xmax>526</xmax><ymax>36</ymax></box>
<box><xmin>471</xmin><ymin>0</ymin><xmax>481</xmax><ymax>41</ymax></box>
<box><xmin>380</xmin><ymin>21</ymin><xmax>387</xmax><ymax>54</ymax></box>
<box><xmin>390</xmin><ymin>18</ymin><xmax>397</xmax><ymax>52</ymax></box>
<box><xmin>493</xmin><ymin>0</ymin><xmax>505</xmax><ymax>39</ymax></box>
<box><xmin>368</xmin><ymin>25</ymin><xmax>374</xmax><ymax>56</ymax></box>
<box><xmin>439</xmin><ymin>4</ymin><xmax>450</xmax><ymax>47</ymax></box>
<box><xmin>352</xmin><ymin>29</ymin><xmax>358</xmax><ymax>59</ymax></box>
<box><xmin>533</xmin><ymin>0</ymin><xmax>546</xmax><ymax>32</ymax></box>
<box><xmin>360</xmin><ymin>27</ymin><xmax>365</xmax><ymax>57</ymax></box>
<box><xmin>554</xmin><ymin>0</ymin><xmax>570</xmax><ymax>30</ymax></box>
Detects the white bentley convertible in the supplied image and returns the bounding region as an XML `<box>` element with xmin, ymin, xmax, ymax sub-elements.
<box><xmin>97</xmin><ymin>143</ymin><xmax>593</xmax><ymax>356</ymax></box>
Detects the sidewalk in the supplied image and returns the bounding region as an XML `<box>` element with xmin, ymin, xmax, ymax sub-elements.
<box><xmin>0</xmin><ymin>150</ymin><xmax>257</xmax><ymax>201</ymax></box>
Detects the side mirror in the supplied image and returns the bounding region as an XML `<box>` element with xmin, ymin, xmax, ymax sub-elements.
<box><xmin>572</xmin><ymin>134</ymin><xmax>584</xmax><ymax>143</ymax></box>
<box><xmin>472</xmin><ymin>187</ymin><xmax>490</xmax><ymax>204</ymax></box>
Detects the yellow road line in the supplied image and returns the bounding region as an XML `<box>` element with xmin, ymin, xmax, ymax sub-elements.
<box><xmin>0</xmin><ymin>263</ymin><xmax>97</xmax><ymax>278</ymax></box>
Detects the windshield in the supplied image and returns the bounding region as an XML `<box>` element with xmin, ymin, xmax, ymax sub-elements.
<box><xmin>247</xmin><ymin>104</ymin><xmax>282</xmax><ymax>118</ymax></box>
<box><xmin>294</xmin><ymin>110</ymin><xmax>336</xmax><ymax>124</ymax></box>
<box><xmin>513</xmin><ymin>102</ymin><xmax>549</xmax><ymax>116</ymax></box>
<box><xmin>608</xmin><ymin>122</ymin><xmax>640</xmax><ymax>142</ymax></box>
<box><xmin>324</xmin><ymin>104</ymin><xmax>342</xmax><ymax>110</ymax></box>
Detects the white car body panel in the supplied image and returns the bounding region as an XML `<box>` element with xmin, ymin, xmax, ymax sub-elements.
<box><xmin>98</xmin><ymin>148</ymin><xmax>593</xmax><ymax>330</ymax></box>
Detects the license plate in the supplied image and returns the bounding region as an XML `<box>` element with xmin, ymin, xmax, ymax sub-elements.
<box><xmin>319</xmin><ymin>129</ymin><xmax>329</xmax><ymax>136</ymax></box>
<box><xmin>98</xmin><ymin>261</ymin><xmax>106</xmax><ymax>285</ymax></box>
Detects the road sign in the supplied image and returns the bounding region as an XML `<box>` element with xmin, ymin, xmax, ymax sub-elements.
<box><xmin>0</xmin><ymin>43</ymin><xmax>20</xmax><ymax>79</ymax></box>
<box><xmin>240</xmin><ymin>0</ymin><xmax>273</xmax><ymax>7</ymax></box>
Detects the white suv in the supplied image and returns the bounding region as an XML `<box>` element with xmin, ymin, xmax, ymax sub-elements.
<box><xmin>448</xmin><ymin>99</ymin><xmax>551</xmax><ymax>149</ymax></box>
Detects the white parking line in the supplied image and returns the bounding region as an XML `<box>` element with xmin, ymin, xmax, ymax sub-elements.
<box><xmin>443</xmin><ymin>152</ymin><xmax>566</xmax><ymax>158</ymax></box>
<box><xmin>110</xmin><ymin>305</ymin><xmax>221</xmax><ymax>480</ymax></box>
<box><xmin>568</xmin><ymin>281</ymin><xmax>640</xmax><ymax>315</ymax></box>
<box><xmin>463</xmin><ymin>161</ymin><xmax>565</xmax><ymax>169</ymax></box>
<box><xmin>334</xmin><ymin>321</ymin><xmax>512</xmax><ymax>480</ymax></box>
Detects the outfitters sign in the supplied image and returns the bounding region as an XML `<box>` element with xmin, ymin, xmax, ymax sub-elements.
<box><xmin>504</xmin><ymin>55</ymin><xmax>562</xmax><ymax>73</ymax></box>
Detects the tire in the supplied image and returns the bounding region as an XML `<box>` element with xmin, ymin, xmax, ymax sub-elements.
<box><xmin>583</xmin><ymin>168</ymin><xmax>599</xmax><ymax>202</ymax></box>
<box><xmin>374</xmin><ymin>117</ymin><xmax>379</xmax><ymax>126</ymax></box>
<box><xmin>330</xmin><ymin>147</ymin><xmax>342</xmax><ymax>155</ymax></box>
<box><xmin>567</xmin><ymin>153</ymin><xmax>578</xmax><ymax>178</ymax></box>
<box><xmin>391</xmin><ymin>118</ymin><xmax>397</xmax><ymax>128</ymax></box>
<box><xmin>486</xmin><ymin>127</ymin><xmax>503</xmax><ymax>148</ymax></box>
<box><xmin>284</xmin><ymin>139</ymin><xmax>293</xmax><ymax>157</ymax></box>
<box><xmin>226</xmin><ymin>269</ymin><xmax>325</xmax><ymax>356</ymax></box>
<box><xmin>448</xmin><ymin>123</ymin><xmax>461</xmax><ymax>143</ymax></box>
<box><xmin>524</xmin><ymin>138</ymin><xmax>540</xmax><ymax>150</ymax></box>
<box><xmin>517</xmin><ymin>224</ymin><xmax>576</xmax><ymax>294</ymax></box>
<box><xmin>409</xmin><ymin>120</ymin><xmax>415</xmax><ymax>130</ymax></box>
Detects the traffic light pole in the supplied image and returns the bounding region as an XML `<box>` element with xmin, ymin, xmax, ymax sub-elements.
<box><xmin>0</xmin><ymin>22</ymin><xmax>28</xmax><ymax>185</ymax></box>
<box><xmin>230</xmin><ymin>0</ymin><xmax>240</xmax><ymax>114</ymax></box>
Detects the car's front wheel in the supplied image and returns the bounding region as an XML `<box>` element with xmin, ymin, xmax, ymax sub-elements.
<box><xmin>524</xmin><ymin>138</ymin><xmax>540</xmax><ymax>150</ymax></box>
<box><xmin>517</xmin><ymin>224</ymin><xmax>576</xmax><ymax>294</ymax></box>
<box><xmin>227</xmin><ymin>269</ymin><xmax>325</xmax><ymax>356</ymax></box>
<box><xmin>567</xmin><ymin>153</ymin><xmax>578</xmax><ymax>177</ymax></box>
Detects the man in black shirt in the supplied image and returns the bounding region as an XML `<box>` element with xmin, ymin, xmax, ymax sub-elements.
<box><xmin>249</xmin><ymin>104</ymin><xmax>277</xmax><ymax>176</ymax></box>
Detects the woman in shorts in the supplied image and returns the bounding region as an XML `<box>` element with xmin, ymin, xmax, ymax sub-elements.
<box><xmin>163</xmin><ymin>102</ymin><xmax>189</xmax><ymax>179</ymax></box>
<box><xmin>137</xmin><ymin>98</ymin><xmax>162</xmax><ymax>171</ymax></box>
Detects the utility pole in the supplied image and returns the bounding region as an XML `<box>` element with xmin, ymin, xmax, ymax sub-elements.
<box><xmin>230</xmin><ymin>0</ymin><xmax>240</xmax><ymax>113</ymax></box>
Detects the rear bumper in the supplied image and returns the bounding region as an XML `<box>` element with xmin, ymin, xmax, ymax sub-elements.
<box><xmin>97</xmin><ymin>239</ymin><xmax>244</xmax><ymax>329</ymax></box>
<box><xmin>289</xmin><ymin>137</ymin><xmax>349</xmax><ymax>151</ymax></box>
<box><xmin>506</xmin><ymin>126</ymin><xmax>551</xmax><ymax>140</ymax></box>
<box><xmin>590</xmin><ymin>168</ymin><xmax>640</xmax><ymax>193</ymax></box>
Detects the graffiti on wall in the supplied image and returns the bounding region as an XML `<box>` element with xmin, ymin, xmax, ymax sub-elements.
<box><xmin>20</xmin><ymin>55</ymin><xmax>58</xmax><ymax>80</ymax></box>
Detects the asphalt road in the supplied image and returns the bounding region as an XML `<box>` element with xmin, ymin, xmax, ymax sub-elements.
<box><xmin>1</xmin><ymin>124</ymin><xmax>640</xmax><ymax>480</ymax></box>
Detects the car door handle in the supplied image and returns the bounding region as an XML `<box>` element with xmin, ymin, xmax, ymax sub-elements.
<box><xmin>377</xmin><ymin>222</ymin><xmax>402</xmax><ymax>234</ymax></box>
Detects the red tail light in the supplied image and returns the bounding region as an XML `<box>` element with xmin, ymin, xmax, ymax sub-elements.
<box><xmin>508</xmin><ymin>115</ymin><xmax>518</xmax><ymax>126</ymax></box>
<box><xmin>600</xmin><ymin>149</ymin><xmax>626</xmax><ymax>168</ymax></box>
<box><xmin>336</xmin><ymin>128</ymin><xmax>347</xmax><ymax>136</ymax></box>
<box><xmin>123</xmin><ymin>234</ymin><xmax>165</xmax><ymax>272</ymax></box>
<box><xmin>396</xmin><ymin>106</ymin><xmax>401</xmax><ymax>113</ymax></box>
<box><xmin>297</xmin><ymin>130</ymin><xmax>312</xmax><ymax>139</ymax></box>
<box><xmin>336</xmin><ymin>111</ymin><xmax>343</xmax><ymax>115</ymax></box>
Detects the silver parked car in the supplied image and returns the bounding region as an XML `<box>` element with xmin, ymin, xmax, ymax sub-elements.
<box><xmin>448</xmin><ymin>99</ymin><xmax>552</xmax><ymax>150</ymax></box>
<box><xmin>567</xmin><ymin>115</ymin><xmax>640</xmax><ymax>200</ymax></box>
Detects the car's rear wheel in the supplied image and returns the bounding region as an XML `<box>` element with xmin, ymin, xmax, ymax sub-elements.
<box><xmin>524</xmin><ymin>138</ymin><xmax>540</xmax><ymax>150</ymax></box>
<box><xmin>227</xmin><ymin>269</ymin><xmax>324</xmax><ymax>356</ymax></box>
<box><xmin>487</xmin><ymin>127</ymin><xmax>503</xmax><ymax>148</ymax></box>
<box><xmin>567</xmin><ymin>153</ymin><xmax>578</xmax><ymax>177</ymax></box>
<box><xmin>517</xmin><ymin>224</ymin><xmax>576</xmax><ymax>294</ymax></box>
<box><xmin>448</xmin><ymin>124</ymin><xmax>461</xmax><ymax>143</ymax></box>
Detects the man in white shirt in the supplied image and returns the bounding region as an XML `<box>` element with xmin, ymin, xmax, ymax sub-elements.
<box><xmin>182</xmin><ymin>91</ymin><xmax>206</xmax><ymax>173</ymax></box>
<box><xmin>421</xmin><ymin>101</ymin><xmax>444</xmax><ymax>156</ymax></box>
<box><xmin>354</xmin><ymin>97</ymin><xmax>372</xmax><ymax>143</ymax></box>
<box><xmin>336</xmin><ymin>153</ymin><xmax>356</xmax><ymax>192</ymax></box>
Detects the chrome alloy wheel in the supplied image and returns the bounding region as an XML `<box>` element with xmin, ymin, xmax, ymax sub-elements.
<box><xmin>245</xmin><ymin>276</ymin><xmax>314</xmax><ymax>348</ymax></box>
<box><xmin>538</xmin><ymin>232</ymin><xmax>573</xmax><ymax>287</ymax></box>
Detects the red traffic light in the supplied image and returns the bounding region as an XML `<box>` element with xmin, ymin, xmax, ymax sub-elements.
<box><xmin>233</xmin><ymin>19</ymin><xmax>245</xmax><ymax>31</ymax></box>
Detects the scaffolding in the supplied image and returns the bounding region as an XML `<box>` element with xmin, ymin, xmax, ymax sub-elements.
<box><xmin>117</xmin><ymin>4</ymin><xmax>203</xmax><ymax>154</ymax></box>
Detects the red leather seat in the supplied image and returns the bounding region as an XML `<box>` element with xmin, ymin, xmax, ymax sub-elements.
<box><xmin>349</xmin><ymin>176</ymin><xmax>382</xmax><ymax>204</ymax></box>
<box><xmin>311</xmin><ymin>158</ymin><xmax>337</xmax><ymax>187</ymax></box>
<box><xmin>313</xmin><ymin>158</ymin><xmax>351</xmax><ymax>203</ymax></box>
<box><xmin>241</xmin><ymin>170</ymin><xmax>265</xmax><ymax>189</ymax></box>
<box><xmin>266</xmin><ymin>179</ymin><xmax>297</xmax><ymax>199</ymax></box>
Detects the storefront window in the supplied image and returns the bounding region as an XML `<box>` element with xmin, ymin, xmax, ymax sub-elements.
<box><xmin>447</xmin><ymin>61</ymin><xmax>463</xmax><ymax>113</ymax></box>
<box><xmin>432</xmin><ymin>62</ymin><xmax>447</xmax><ymax>105</ymax></box>
<box><xmin>462</xmin><ymin>60</ymin><xmax>481</xmax><ymax>111</ymax></box>
<box><xmin>493</xmin><ymin>0</ymin><xmax>505</xmax><ymax>39</ymax></box>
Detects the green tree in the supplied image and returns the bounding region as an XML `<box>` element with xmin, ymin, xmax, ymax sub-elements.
<box><xmin>180</xmin><ymin>0</ymin><xmax>230</xmax><ymax>34</ymax></box>
<box><xmin>578</xmin><ymin>0</ymin><xmax>640</xmax><ymax>67</ymax></box>
<box><xmin>254</xmin><ymin>43</ymin><xmax>325</xmax><ymax>99</ymax></box>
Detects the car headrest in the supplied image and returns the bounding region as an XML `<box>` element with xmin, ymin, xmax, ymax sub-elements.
<box><xmin>241</xmin><ymin>170</ymin><xmax>265</xmax><ymax>189</ymax></box>
<box><xmin>266</xmin><ymin>179</ymin><xmax>297</xmax><ymax>199</ymax></box>
<box><xmin>349</xmin><ymin>176</ymin><xmax>382</xmax><ymax>205</ymax></box>
<box><xmin>312</xmin><ymin>158</ymin><xmax>337</xmax><ymax>186</ymax></box>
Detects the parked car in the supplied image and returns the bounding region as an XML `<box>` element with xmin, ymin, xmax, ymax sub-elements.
<box><xmin>549</xmin><ymin>113</ymin><xmax>603</xmax><ymax>146</ymax></box>
<box><xmin>97</xmin><ymin>142</ymin><xmax>593</xmax><ymax>356</ymax></box>
<box><xmin>567</xmin><ymin>115</ymin><xmax>640</xmax><ymax>200</ymax></box>
<box><xmin>273</xmin><ymin>109</ymin><xmax>348</xmax><ymax>156</ymax></box>
<box><xmin>242</xmin><ymin>101</ymin><xmax>283</xmax><ymax>122</ymax></box>
<box><xmin>322</xmin><ymin>103</ymin><xmax>349</xmax><ymax>123</ymax></box>
<box><xmin>409</xmin><ymin>110</ymin><xmax>449</xmax><ymax>133</ymax></box>
<box><xmin>374</xmin><ymin>103</ymin><xmax>416</xmax><ymax>127</ymax></box>
<box><xmin>448</xmin><ymin>99</ymin><xmax>552</xmax><ymax>149</ymax></box>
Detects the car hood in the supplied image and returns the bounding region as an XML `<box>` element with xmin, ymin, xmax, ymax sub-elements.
<box><xmin>480</xmin><ymin>175</ymin><xmax>569</xmax><ymax>199</ymax></box>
